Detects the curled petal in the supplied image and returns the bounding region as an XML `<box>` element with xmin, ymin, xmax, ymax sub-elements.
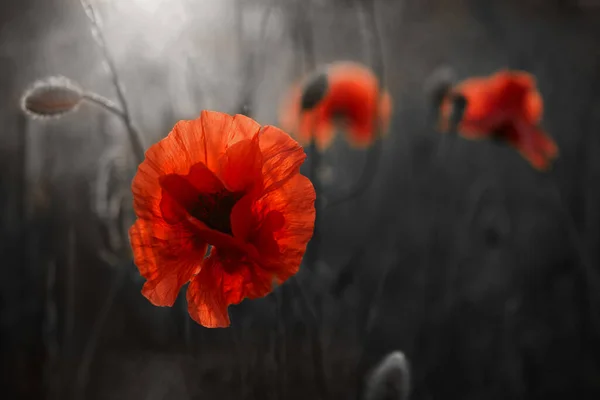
<box><xmin>158</xmin><ymin>163</ymin><xmax>224</xmax><ymax>224</ymax></box>
<box><xmin>219</xmin><ymin>135</ymin><xmax>263</xmax><ymax>193</ymax></box>
<box><xmin>129</xmin><ymin>219</ymin><xmax>207</xmax><ymax>306</ymax></box>
<box><xmin>252</xmin><ymin>174</ymin><xmax>316</xmax><ymax>283</ymax></box>
<box><xmin>132</xmin><ymin>111</ymin><xmax>236</xmax><ymax>221</ymax></box>
<box><xmin>230</xmin><ymin>194</ymin><xmax>255</xmax><ymax>242</ymax></box>
<box><xmin>187</xmin><ymin>248</ymin><xmax>273</xmax><ymax>328</ymax></box>
<box><xmin>228</xmin><ymin>113</ymin><xmax>262</xmax><ymax>145</ymax></box>
<box><xmin>259</xmin><ymin>125</ymin><xmax>307</xmax><ymax>193</ymax></box>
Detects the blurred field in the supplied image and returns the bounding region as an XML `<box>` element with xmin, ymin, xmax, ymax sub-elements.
<box><xmin>1</xmin><ymin>0</ymin><xmax>600</xmax><ymax>399</ymax></box>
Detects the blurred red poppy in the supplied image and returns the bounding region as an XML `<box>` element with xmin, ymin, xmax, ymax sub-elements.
<box><xmin>438</xmin><ymin>69</ymin><xmax>558</xmax><ymax>171</ymax></box>
<box><xmin>129</xmin><ymin>111</ymin><xmax>316</xmax><ymax>328</ymax></box>
<box><xmin>279</xmin><ymin>61</ymin><xmax>392</xmax><ymax>150</ymax></box>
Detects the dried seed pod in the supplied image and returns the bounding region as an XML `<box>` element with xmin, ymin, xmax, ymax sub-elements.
<box><xmin>21</xmin><ymin>76</ymin><xmax>83</xmax><ymax>119</ymax></box>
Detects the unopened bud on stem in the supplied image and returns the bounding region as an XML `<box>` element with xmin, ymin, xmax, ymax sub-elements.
<box><xmin>21</xmin><ymin>76</ymin><xmax>83</xmax><ymax>119</ymax></box>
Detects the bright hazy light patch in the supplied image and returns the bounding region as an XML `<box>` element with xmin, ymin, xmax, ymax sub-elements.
<box><xmin>79</xmin><ymin>0</ymin><xmax>292</xmax><ymax>130</ymax></box>
<box><xmin>128</xmin><ymin>0</ymin><xmax>166</xmax><ymax>14</ymax></box>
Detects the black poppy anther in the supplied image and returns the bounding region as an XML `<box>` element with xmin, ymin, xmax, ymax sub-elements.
<box><xmin>300</xmin><ymin>72</ymin><xmax>329</xmax><ymax>110</ymax></box>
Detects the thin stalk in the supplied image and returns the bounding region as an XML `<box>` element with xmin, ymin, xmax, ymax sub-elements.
<box><xmin>230</xmin><ymin>320</ymin><xmax>247</xmax><ymax>400</ymax></box>
<box><xmin>75</xmin><ymin>267</ymin><xmax>126</xmax><ymax>400</ymax></box>
<box><xmin>289</xmin><ymin>277</ymin><xmax>330</xmax><ymax>398</ymax></box>
<box><xmin>83</xmin><ymin>92</ymin><xmax>127</xmax><ymax>121</ymax></box>
<box><xmin>235</xmin><ymin>0</ymin><xmax>277</xmax><ymax>116</ymax></box>
<box><xmin>42</xmin><ymin>259</ymin><xmax>59</xmax><ymax>400</ymax></box>
<box><xmin>275</xmin><ymin>287</ymin><xmax>288</xmax><ymax>400</ymax></box>
<box><xmin>544</xmin><ymin>172</ymin><xmax>600</xmax><ymax>333</ymax></box>
<box><xmin>306</xmin><ymin>139</ymin><xmax>322</xmax><ymax>269</ymax></box>
<box><xmin>292</xmin><ymin>1</ymin><xmax>330</xmax><ymax>397</ymax></box>
<box><xmin>16</xmin><ymin>112</ymin><xmax>28</xmax><ymax>222</ymax></box>
<box><xmin>325</xmin><ymin>0</ymin><xmax>386</xmax><ymax>210</ymax></box>
<box><xmin>64</xmin><ymin>226</ymin><xmax>76</xmax><ymax>361</ymax></box>
<box><xmin>79</xmin><ymin>0</ymin><xmax>145</xmax><ymax>164</ymax></box>
<box><xmin>339</xmin><ymin>1</ymin><xmax>392</xmax><ymax>397</ymax></box>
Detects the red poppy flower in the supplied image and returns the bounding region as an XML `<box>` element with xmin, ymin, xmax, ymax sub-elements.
<box><xmin>129</xmin><ymin>111</ymin><xmax>316</xmax><ymax>328</ymax></box>
<box><xmin>438</xmin><ymin>69</ymin><xmax>559</xmax><ymax>171</ymax></box>
<box><xmin>279</xmin><ymin>61</ymin><xmax>393</xmax><ymax>150</ymax></box>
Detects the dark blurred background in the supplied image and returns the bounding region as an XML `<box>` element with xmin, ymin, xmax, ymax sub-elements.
<box><xmin>2</xmin><ymin>0</ymin><xmax>600</xmax><ymax>399</ymax></box>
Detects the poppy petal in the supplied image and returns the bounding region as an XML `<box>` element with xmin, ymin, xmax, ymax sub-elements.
<box><xmin>129</xmin><ymin>219</ymin><xmax>207</xmax><ymax>306</ymax></box>
<box><xmin>228</xmin><ymin>114</ymin><xmax>262</xmax><ymax>144</ymax></box>
<box><xmin>259</xmin><ymin>125</ymin><xmax>307</xmax><ymax>193</ymax></box>
<box><xmin>230</xmin><ymin>194</ymin><xmax>255</xmax><ymax>242</ymax></box>
<box><xmin>219</xmin><ymin>135</ymin><xmax>263</xmax><ymax>193</ymax></box>
<box><xmin>186</xmin><ymin>248</ymin><xmax>274</xmax><ymax>328</ymax></box>
<box><xmin>298</xmin><ymin>110</ymin><xmax>336</xmax><ymax>150</ymax></box>
<box><xmin>252</xmin><ymin>210</ymin><xmax>286</xmax><ymax>261</ymax></box>
<box><xmin>279</xmin><ymin>84</ymin><xmax>303</xmax><ymax>137</ymax></box>
<box><xmin>158</xmin><ymin>163</ymin><xmax>224</xmax><ymax>224</ymax></box>
<box><xmin>132</xmin><ymin>111</ymin><xmax>235</xmax><ymax>221</ymax></box>
<box><xmin>507</xmin><ymin>120</ymin><xmax>558</xmax><ymax>170</ymax></box>
<box><xmin>182</xmin><ymin>213</ymin><xmax>250</xmax><ymax>255</ymax></box>
<box><xmin>252</xmin><ymin>174</ymin><xmax>316</xmax><ymax>283</ymax></box>
<box><xmin>346</xmin><ymin>121</ymin><xmax>377</xmax><ymax>149</ymax></box>
<box><xmin>280</xmin><ymin>84</ymin><xmax>336</xmax><ymax>151</ymax></box>
<box><xmin>525</xmin><ymin>90</ymin><xmax>543</xmax><ymax>123</ymax></box>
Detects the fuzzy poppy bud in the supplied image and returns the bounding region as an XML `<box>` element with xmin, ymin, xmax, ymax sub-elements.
<box><xmin>21</xmin><ymin>76</ymin><xmax>83</xmax><ymax>119</ymax></box>
<box><xmin>363</xmin><ymin>351</ymin><xmax>411</xmax><ymax>400</ymax></box>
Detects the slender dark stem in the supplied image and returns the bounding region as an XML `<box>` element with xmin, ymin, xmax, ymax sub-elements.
<box><xmin>79</xmin><ymin>0</ymin><xmax>145</xmax><ymax>164</ymax></box>
<box><xmin>64</xmin><ymin>226</ymin><xmax>76</xmax><ymax>361</ymax></box>
<box><xmin>230</xmin><ymin>321</ymin><xmax>247</xmax><ymax>400</ymax></box>
<box><xmin>255</xmin><ymin>0</ymin><xmax>277</xmax><ymax>80</ymax></box>
<box><xmin>16</xmin><ymin>112</ymin><xmax>28</xmax><ymax>222</ymax></box>
<box><xmin>182</xmin><ymin>296</ymin><xmax>192</xmax><ymax>352</ymax></box>
<box><xmin>75</xmin><ymin>267</ymin><xmax>126</xmax><ymax>400</ymax></box>
<box><xmin>289</xmin><ymin>277</ymin><xmax>330</xmax><ymax>398</ymax></box>
<box><xmin>325</xmin><ymin>139</ymin><xmax>382</xmax><ymax>209</ymax></box>
<box><xmin>235</xmin><ymin>0</ymin><xmax>277</xmax><ymax>116</ymax></box>
<box><xmin>306</xmin><ymin>140</ymin><xmax>322</xmax><ymax>269</ymax></box>
<box><xmin>325</xmin><ymin>0</ymin><xmax>386</xmax><ymax>210</ymax></box>
<box><xmin>42</xmin><ymin>259</ymin><xmax>59</xmax><ymax>400</ymax></box>
<box><xmin>543</xmin><ymin>172</ymin><xmax>600</xmax><ymax>333</ymax></box>
<box><xmin>347</xmin><ymin>1</ymin><xmax>393</xmax><ymax>398</ymax></box>
<box><xmin>292</xmin><ymin>1</ymin><xmax>330</xmax><ymax>397</ymax></box>
<box><xmin>234</xmin><ymin>0</ymin><xmax>251</xmax><ymax>116</ymax></box>
<box><xmin>297</xmin><ymin>0</ymin><xmax>320</xmax><ymax>268</ymax></box>
<box><xmin>297</xmin><ymin>0</ymin><xmax>316</xmax><ymax>72</ymax></box>
<box><xmin>275</xmin><ymin>287</ymin><xmax>288</xmax><ymax>400</ymax></box>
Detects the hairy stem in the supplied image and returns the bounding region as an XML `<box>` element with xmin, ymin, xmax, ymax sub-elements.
<box><xmin>79</xmin><ymin>0</ymin><xmax>145</xmax><ymax>164</ymax></box>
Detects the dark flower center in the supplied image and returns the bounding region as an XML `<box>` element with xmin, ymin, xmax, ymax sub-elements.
<box><xmin>301</xmin><ymin>71</ymin><xmax>329</xmax><ymax>110</ymax></box>
<box><xmin>190</xmin><ymin>189</ymin><xmax>244</xmax><ymax>235</ymax></box>
<box><xmin>158</xmin><ymin>169</ymin><xmax>245</xmax><ymax>236</ymax></box>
